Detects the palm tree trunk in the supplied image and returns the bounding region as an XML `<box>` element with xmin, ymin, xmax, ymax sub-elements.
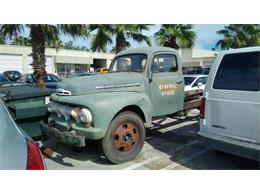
<box><xmin>115</xmin><ymin>32</ymin><xmax>127</xmax><ymax>53</ymax></box>
<box><xmin>31</xmin><ymin>25</ymin><xmax>46</xmax><ymax>88</ymax></box>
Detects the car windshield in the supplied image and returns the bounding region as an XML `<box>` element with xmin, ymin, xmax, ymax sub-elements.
<box><xmin>45</xmin><ymin>74</ymin><xmax>61</xmax><ymax>82</ymax></box>
<box><xmin>109</xmin><ymin>54</ymin><xmax>147</xmax><ymax>73</ymax></box>
<box><xmin>184</xmin><ymin>76</ymin><xmax>196</xmax><ymax>85</ymax></box>
<box><xmin>0</xmin><ymin>74</ymin><xmax>9</xmax><ymax>83</ymax></box>
<box><xmin>24</xmin><ymin>74</ymin><xmax>61</xmax><ymax>83</ymax></box>
<box><xmin>5</xmin><ymin>71</ymin><xmax>21</xmax><ymax>75</ymax></box>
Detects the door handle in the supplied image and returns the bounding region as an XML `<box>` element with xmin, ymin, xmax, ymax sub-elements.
<box><xmin>176</xmin><ymin>80</ymin><xmax>182</xmax><ymax>84</ymax></box>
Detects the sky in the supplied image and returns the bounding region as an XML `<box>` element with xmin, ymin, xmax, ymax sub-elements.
<box><xmin>193</xmin><ymin>24</ymin><xmax>225</xmax><ymax>49</ymax></box>
<box><xmin>62</xmin><ymin>24</ymin><xmax>226</xmax><ymax>51</ymax></box>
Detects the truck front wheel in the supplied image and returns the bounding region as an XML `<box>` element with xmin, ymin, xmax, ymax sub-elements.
<box><xmin>101</xmin><ymin>111</ymin><xmax>145</xmax><ymax>164</ymax></box>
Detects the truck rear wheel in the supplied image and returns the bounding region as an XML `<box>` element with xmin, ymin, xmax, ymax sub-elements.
<box><xmin>101</xmin><ymin>111</ymin><xmax>145</xmax><ymax>164</ymax></box>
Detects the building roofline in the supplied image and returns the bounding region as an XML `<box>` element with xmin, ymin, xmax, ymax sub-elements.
<box><xmin>0</xmin><ymin>44</ymin><xmax>115</xmax><ymax>59</ymax></box>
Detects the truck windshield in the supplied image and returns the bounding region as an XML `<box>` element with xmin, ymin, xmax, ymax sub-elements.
<box><xmin>109</xmin><ymin>54</ymin><xmax>147</xmax><ymax>73</ymax></box>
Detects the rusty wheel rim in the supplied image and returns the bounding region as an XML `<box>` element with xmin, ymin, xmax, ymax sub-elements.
<box><xmin>112</xmin><ymin>122</ymin><xmax>139</xmax><ymax>153</ymax></box>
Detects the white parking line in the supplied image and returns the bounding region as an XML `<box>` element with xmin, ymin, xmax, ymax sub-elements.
<box><xmin>123</xmin><ymin>140</ymin><xmax>199</xmax><ymax>170</ymax></box>
<box><xmin>161</xmin><ymin>148</ymin><xmax>209</xmax><ymax>170</ymax></box>
<box><xmin>123</xmin><ymin>156</ymin><xmax>162</xmax><ymax>170</ymax></box>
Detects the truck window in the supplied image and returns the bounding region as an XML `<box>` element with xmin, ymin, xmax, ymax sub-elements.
<box><xmin>110</xmin><ymin>54</ymin><xmax>147</xmax><ymax>73</ymax></box>
<box><xmin>152</xmin><ymin>54</ymin><xmax>178</xmax><ymax>73</ymax></box>
<box><xmin>213</xmin><ymin>52</ymin><xmax>260</xmax><ymax>91</ymax></box>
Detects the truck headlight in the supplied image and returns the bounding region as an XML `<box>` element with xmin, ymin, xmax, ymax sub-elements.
<box><xmin>78</xmin><ymin>108</ymin><xmax>92</xmax><ymax>125</ymax></box>
<box><xmin>47</xmin><ymin>106</ymin><xmax>53</xmax><ymax>113</ymax></box>
<box><xmin>47</xmin><ymin>101</ymin><xmax>54</xmax><ymax>113</ymax></box>
<box><xmin>70</xmin><ymin>107</ymin><xmax>81</xmax><ymax>123</ymax></box>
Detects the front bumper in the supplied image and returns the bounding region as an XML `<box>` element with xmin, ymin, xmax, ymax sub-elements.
<box><xmin>40</xmin><ymin>121</ymin><xmax>86</xmax><ymax>147</ymax></box>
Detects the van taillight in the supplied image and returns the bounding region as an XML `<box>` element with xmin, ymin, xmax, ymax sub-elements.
<box><xmin>26</xmin><ymin>140</ymin><xmax>44</xmax><ymax>170</ymax></box>
<box><xmin>200</xmin><ymin>97</ymin><xmax>206</xmax><ymax>119</ymax></box>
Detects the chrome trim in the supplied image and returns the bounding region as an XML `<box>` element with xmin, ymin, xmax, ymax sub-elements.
<box><xmin>56</xmin><ymin>88</ymin><xmax>72</xmax><ymax>96</ymax></box>
<box><xmin>96</xmin><ymin>83</ymin><xmax>141</xmax><ymax>90</ymax></box>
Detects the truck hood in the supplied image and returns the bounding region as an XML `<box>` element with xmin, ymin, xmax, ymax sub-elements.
<box><xmin>57</xmin><ymin>72</ymin><xmax>145</xmax><ymax>96</ymax></box>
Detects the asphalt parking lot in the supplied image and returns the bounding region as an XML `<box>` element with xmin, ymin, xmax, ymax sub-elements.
<box><xmin>40</xmin><ymin>110</ymin><xmax>260</xmax><ymax>170</ymax></box>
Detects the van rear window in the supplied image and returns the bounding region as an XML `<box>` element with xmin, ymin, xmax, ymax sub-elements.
<box><xmin>213</xmin><ymin>52</ymin><xmax>260</xmax><ymax>91</ymax></box>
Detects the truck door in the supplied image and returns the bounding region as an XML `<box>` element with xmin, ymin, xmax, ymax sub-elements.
<box><xmin>149</xmin><ymin>53</ymin><xmax>184</xmax><ymax>117</ymax></box>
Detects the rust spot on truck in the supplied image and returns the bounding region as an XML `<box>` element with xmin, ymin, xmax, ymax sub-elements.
<box><xmin>43</xmin><ymin>147</ymin><xmax>55</xmax><ymax>158</ymax></box>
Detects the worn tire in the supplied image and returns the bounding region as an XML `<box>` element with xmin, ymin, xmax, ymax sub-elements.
<box><xmin>101</xmin><ymin>111</ymin><xmax>146</xmax><ymax>164</ymax></box>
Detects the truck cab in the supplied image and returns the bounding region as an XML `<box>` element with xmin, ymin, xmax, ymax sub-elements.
<box><xmin>41</xmin><ymin>47</ymin><xmax>185</xmax><ymax>164</ymax></box>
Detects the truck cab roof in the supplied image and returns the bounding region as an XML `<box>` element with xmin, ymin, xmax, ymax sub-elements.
<box><xmin>116</xmin><ymin>47</ymin><xmax>178</xmax><ymax>56</ymax></box>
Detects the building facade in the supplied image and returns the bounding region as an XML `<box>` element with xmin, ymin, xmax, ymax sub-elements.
<box><xmin>0</xmin><ymin>44</ymin><xmax>114</xmax><ymax>77</ymax></box>
<box><xmin>0</xmin><ymin>45</ymin><xmax>217</xmax><ymax>76</ymax></box>
<box><xmin>180</xmin><ymin>48</ymin><xmax>218</xmax><ymax>68</ymax></box>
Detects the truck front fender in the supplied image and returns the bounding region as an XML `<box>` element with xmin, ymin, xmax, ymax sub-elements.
<box><xmin>51</xmin><ymin>92</ymin><xmax>152</xmax><ymax>139</ymax></box>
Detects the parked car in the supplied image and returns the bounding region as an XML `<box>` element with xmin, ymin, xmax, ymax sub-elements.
<box><xmin>184</xmin><ymin>75</ymin><xmax>208</xmax><ymax>92</ymax></box>
<box><xmin>188</xmin><ymin>68</ymin><xmax>211</xmax><ymax>75</ymax></box>
<box><xmin>97</xmin><ymin>68</ymin><xmax>109</xmax><ymax>74</ymax></box>
<box><xmin>77</xmin><ymin>72</ymin><xmax>96</xmax><ymax>77</ymax></box>
<box><xmin>199</xmin><ymin>47</ymin><xmax>260</xmax><ymax>161</ymax></box>
<box><xmin>0</xmin><ymin>73</ymin><xmax>10</xmax><ymax>85</ymax></box>
<box><xmin>21</xmin><ymin>73</ymin><xmax>62</xmax><ymax>89</ymax></box>
<box><xmin>67</xmin><ymin>71</ymin><xmax>96</xmax><ymax>78</ymax></box>
<box><xmin>0</xmin><ymin>99</ymin><xmax>45</xmax><ymax>170</ymax></box>
<box><xmin>3</xmin><ymin>70</ymin><xmax>22</xmax><ymax>82</ymax></box>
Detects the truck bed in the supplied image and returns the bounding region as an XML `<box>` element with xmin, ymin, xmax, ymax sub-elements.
<box><xmin>184</xmin><ymin>89</ymin><xmax>203</xmax><ymax>110</ymax></box>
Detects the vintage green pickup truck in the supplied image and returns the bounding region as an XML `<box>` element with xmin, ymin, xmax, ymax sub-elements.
<box><xmin>41</xmin><ymin>47</ymin><xmax>202</xmax><ymax>164</ymax></box>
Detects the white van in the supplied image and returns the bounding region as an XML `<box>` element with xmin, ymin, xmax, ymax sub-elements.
<box><xmin>198</xmin><ymin>47</ymin><xmax>260</xmax><ymax>161</ymax></box>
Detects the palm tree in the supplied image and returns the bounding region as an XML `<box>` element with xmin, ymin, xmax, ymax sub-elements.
<box><xmin>89</xmin><ymin>24</ymin><xmax>152</xmax><ymax>53</ymax></box>
<box><xmin>80</xmin><ymin>46</ymin><xmax>89</xmax><ymax>51</ymax></box>
<box><xmin>0</xmin><ymin>34</ymin><xmax>5</xmax><ymax>44</ymax></box>
<box><xmin>62</xmin><ymin>41</ymin><xmax>79</xmax><ymax>50</ymax></box>
<box><xmin>154</xmin><ymin>24</ymin><xmax>196</xmax><ymax>49</ymax></box>
<box><xmin>0</xmin><ymin>24</ymin><xmax>88</xmax><ymax>88</ymax></box>
<box><xmin>216</xmin><ymin>24</ymin><xmax>260</xmax><ymax>49</ymax></box>
<box><xmin>11</xmin><ymin>36</ymin><xmax>32</xmax><ymax>46</ymax></box>
<box><xmin>11</xmin><ymin>36</ymin><xmax>64</xmax><ymax>50</ymax></box>
<box><xmin>60</xmin><ymin>41</ymin><xmax>89</xmax><ymax>51</ymax></box>
<box><xmin>46</xmin><ymin>38</ymin><xmax>63</xmax><ymax>50</ymax></box>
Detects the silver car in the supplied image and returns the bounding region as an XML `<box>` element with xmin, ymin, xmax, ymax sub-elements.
<box><xmin>0</xmin><ymin>99</ymin><xmax>45</xmax><ymax>170</ymax></box>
